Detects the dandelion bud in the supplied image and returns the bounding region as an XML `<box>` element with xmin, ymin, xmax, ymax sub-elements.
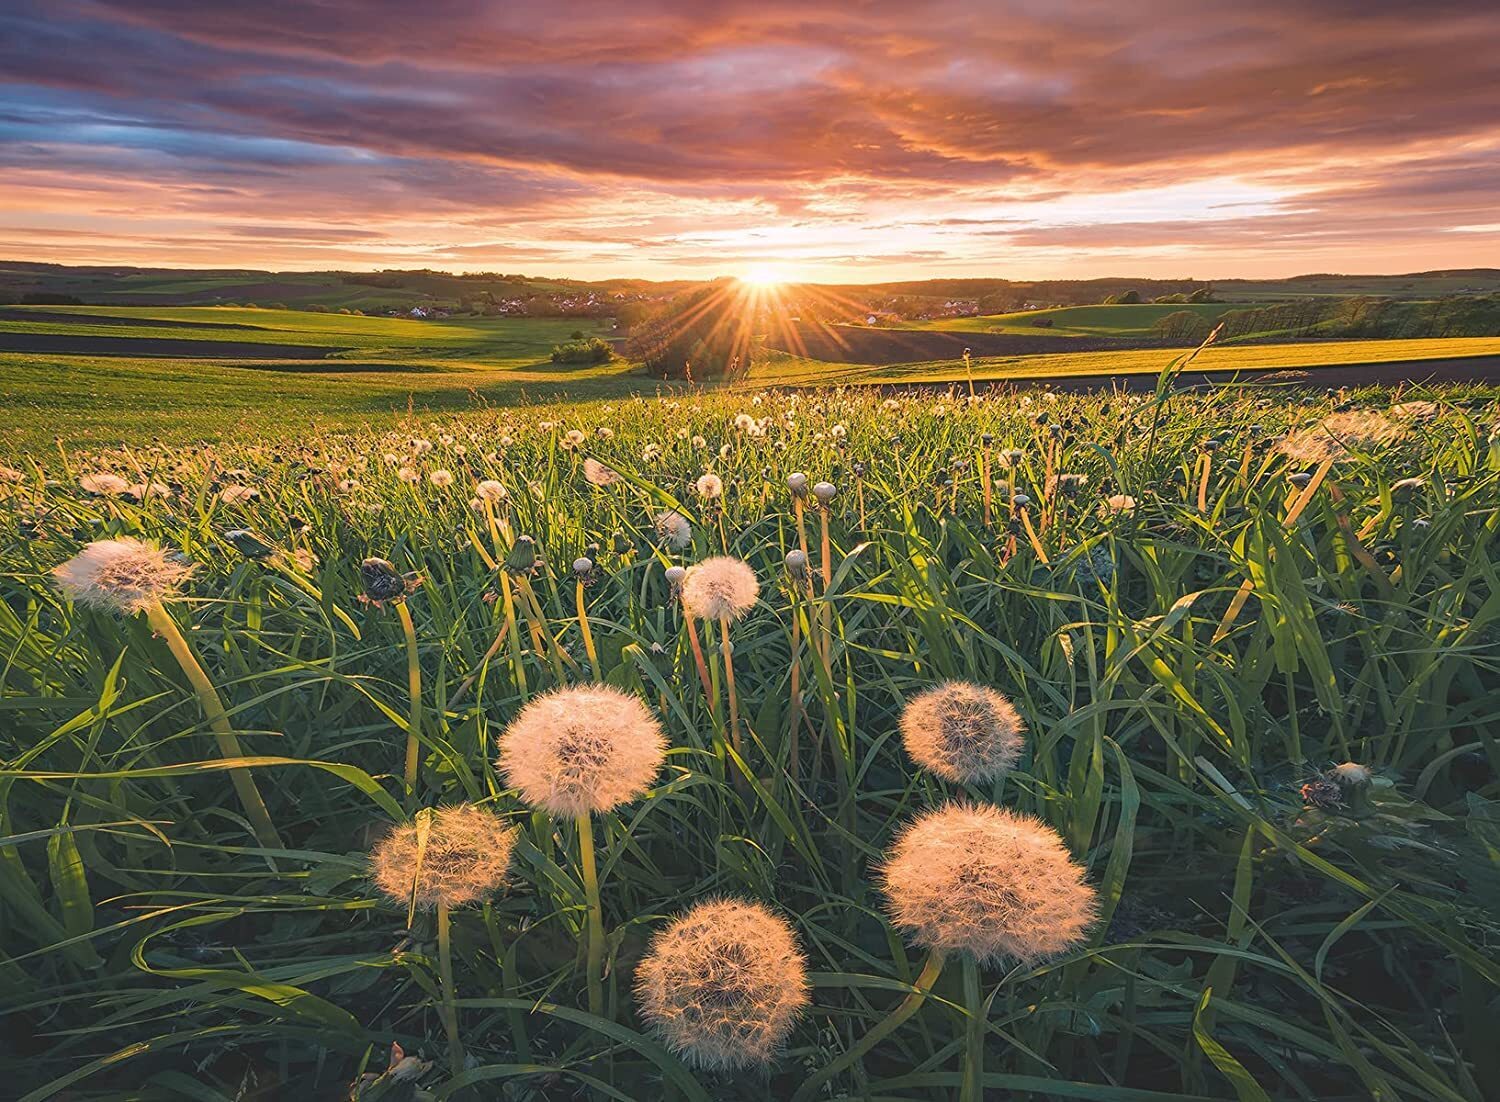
<box><xmin>785</xmin><ymin>548</ymin><xmax>809</xmax><ymax>577</ymax></box>
<box><xmin>664</xmin><ymin>565</ymin><xmax>686</xmax><ymax>591</ymax></box>
<box><xmin>1288</xmin><ymin>472</ymin><xmax>1313</xmax><ymax>489</ymax></box>
<box><xmin>504</xmin><ymin>535</ymin><xmax>537</xmax><ymax>575</ymax></box>
<box><xmin>787</xmin><ymin>472</ymin><xmax>809</xmax><ymax>497</ymax></box>
<box><xmin>53</xmin><ymin>537</ymin><xmax>191</xmax><ymax>614</ymax></box>
<box><xmin>635</xmin><ymin>899</ymin><xmax>809</xmax><ymax>1071</ymax></box>
<box><xmin>612</xmin><ymin>530</ymin><xmax>632</xmax><ymax>554</ymax></box>
<box><xmin>360</xmin><ymin>557</ymin><xmax>409</xmax><ymax>604</ymax></box>
<box><xmin>573</xmin><ymin>557</ymin><xmax>594</xmax><ymax>577</ymax></box>
<box><xmin>371</xmin><ymin>804</ymin><xmax>514</xmax><ymax>911</ymax></box>
<box><xmin>682</xmin><ymin>557</ymin><xmax>759</xmax><ymax>621</ymax></box>
<box><xmin>812</xmin><ymin>481</ymin><xmax>836</xmax><ymax>506</ymax></box>
<box><xmin>900</xmin><ymin>681</ymin><xmax>1025</xmax><ymax>783</ymax></box>
<box><xmin>1013</xmin><ymin>493</ymin><xmax>1031</xmax><ymax>508</ymax></box>
<box><xmin>496</xmin><ymin>684</ymin><xmax>667</xmax><ymax>817</ymax></box>
<box><xmin>882</xmin><ymin>803</ymin><xmax>1096</xmax><ymax>963</ymax></box>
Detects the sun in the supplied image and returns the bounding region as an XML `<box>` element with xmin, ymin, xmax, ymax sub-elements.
<box><xmin>740</xmin><ymin>265</ymin><xmax>783</xmax><ymax>288</ymax></box>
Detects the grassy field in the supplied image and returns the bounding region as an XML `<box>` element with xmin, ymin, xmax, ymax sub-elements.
<box><xmin>751</xmin><ymin>335</ymin><xmax>1500</xmax><ymax>386</ymax></box>
<box><xmin>1</xmin><ymin>386</ymin><xmax>1497</xmax><ymax>1101</ymax></box>
<box><xmin>5</xmin><ymin>307</ymin><xmax>1500</xmax><ymax>453</ymax></box>
<box><xmin>0</xmin><ymin>307</ymin><xmax>641</xmax><ymax>451</ymax></box>
<box><xmin>895</xmin><ymin>302</ymin><xmax>1236</xmax><ymax>338</ymax></box>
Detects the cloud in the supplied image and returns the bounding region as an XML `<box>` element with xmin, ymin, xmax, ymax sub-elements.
<box><xmin>0</xmin><ymin>0</ymin><xmax>1497</xmax><ymax>278</ymax></box>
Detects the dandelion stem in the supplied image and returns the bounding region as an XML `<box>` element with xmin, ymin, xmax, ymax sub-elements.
<box><xmin>437</xmin><ymin>901</ymin><xmax>464</xmax><ymax>1080</ymax></box>
<box><xmin>719</xmin><ymin>614</ymin><xmax>741</xmax><ymax>758</ymax></box>
<box><xmin>961</xmin><ymin>954</ymin><xmax>985</xmax><ymax>1102</ymax></box>
<box><xmin>576</xmin><ymin>812</ymin><xmax>606</xmax><ymax>1017</ymax></box>
<box><xmin>144</xmin><ymin>603</ymin><xmax>284</xmax><ymax>857</ymax></box>
<box><xmin>396</xmin><ymin>600</ymin><xmax>423</xmax><ymax>807</ymax></box>
<box><xmin>791</xmin><ymin>949</ymin><xmax>946</xmax><ymax>1102</ymax></box>
<box><xmin>576</xmin><ymin>578</ymin><xmax>601</xmax><ymax>680</ymax></box>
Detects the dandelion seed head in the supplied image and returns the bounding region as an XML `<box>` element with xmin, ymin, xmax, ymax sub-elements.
<box><xmin>428</xmin><ymin>469</ymin><xmax>454</xmax><ymax>488</ymax></box>
<box><xmin>635</xmin><ymin>898</ymin><xmax>809</xmax><ymax>1071</ymax></box>
<box><xmin>496</xmin><ymin>684</ymin><xmax>667</xmax><ymax>817</ymax></box>
<box><xmin>80</xmin><ymin>473</ymin><xmax>130</xmax><ymax>496</ymax></box>
<box><xmin>654</xmin><ymin>510</ymin><xmax>693</xmax><ymax>550</ymax></box>
<box><xmin>370</xmin><ymin>804</ymin><xmax>514</xmax><ymax>910</ymax></box>
<box><xmin>53</xmin><ymin>537</ymin><xmax>191</xmax><ymax>614</ymax></box>
<box><xmin>682</xmin><ymin>556</ymin><xmax>758</xmax><ymax>621</ymax></box>
<box><xmin>1105</xmin><ymin>494</ymin><xmax>1136</xmax><ymax>514</ymax></box>
<box><xmin>695</xmin><ymin>473</ymin><xmax>723</xmax><ymax>499</ymax></box>
<box><xmin>475</xmin><ymin>479</ymin><xmax>508</xmax><ymax>503</ymax></box>
<box><xmin>900</xmin><ymin>681</ymin><xmax>1025</xmax><ymax>783</ymax></box>
<box><xmin>1330</xmin><ymin>762</ymin><xmax>1372</xmax><ymax>787</ymax></box>
<box><xmin>882</xmin><ymin>803</ymin><xmax>1096</xmax><ymax>963</ymax></box>
<box><xmin>584</xmin><ymin>458</ymin><xmax>623</xmax><ymax>487</ymax></box>
<box><xmin>1278</xmin><ymin>411</ymin><xmax>1405</xmax><ymax>463</ymax></box>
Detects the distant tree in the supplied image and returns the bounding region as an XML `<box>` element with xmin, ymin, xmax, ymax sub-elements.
<box><xmin>1116</xmin><ymin>289</ymin><xmax>1141</xmax><ymax>304</ymax></box>
<box><xmin>570</xmin><ymin>329</ymin><xmax>585</xmax><ymax>340</ymax></box>
<box><xmin>1153</xmin><ymin>310</ymin><xmax>1212</xmax><ymax>344</ymax></box>
<box><xmin>1152</xmin><ymin>293</ymin><xmax>1188</xmax><ymax>304</ymax></box>
<box><xmin>626</xmin><ymin>282</ymin><xmax>756</xmax><ymax>381</ymax></box>
<box><xmin>1188</xmin><ymin>286</ymin><xmax>1216</xmax><ymax>303</ymax></box>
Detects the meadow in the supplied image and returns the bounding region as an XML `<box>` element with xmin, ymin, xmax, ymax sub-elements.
<box><xmin>2</xmin><ymin>376</ymin><xmax>1498</xmax><ymax>1101</ymax></box>
<box><xmin>6</xmin><ymin>305</ymin><xmax>1500</xmax><ymax>452</ymax></box>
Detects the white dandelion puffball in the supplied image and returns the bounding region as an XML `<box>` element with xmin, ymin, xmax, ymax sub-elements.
<box><xmin>900</xmin><ymin>681</ymin><xmax>1026</xmax><ymax>783</ymax></box>
<box><xmin>681</xmin><ymin>557</ymin><xmax>759</xmax><ymax>621</ymax></box>
<box><xmin>54</xmin><ymin>537</ymin><xmax>192</xmax><ymax>614</ymax></box>
<box><xmin>496</xmin><ymin>684</ymin><xmax>668</xmax><ymax>817</ymax></box>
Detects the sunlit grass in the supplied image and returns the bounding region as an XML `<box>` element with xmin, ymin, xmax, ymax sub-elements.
<box><xmin>2</xmin><ymin>374</ymin><xmax>1497</xmax><ymax>1099</ymax></box>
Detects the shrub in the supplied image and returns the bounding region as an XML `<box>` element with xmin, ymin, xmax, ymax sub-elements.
<box><xmin>550</xmin><ymin>336</ymin><xmax>613</xmax><ymax>364</ymax></box>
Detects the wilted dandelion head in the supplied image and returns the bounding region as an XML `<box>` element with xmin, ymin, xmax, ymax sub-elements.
<box><xmin>695</xmin><ymin>473</ymin><xmax>724</xmax><ymax>499</ymax></box>
<box><xmin>1278</xmin><ymin>410</ymin><xmax>1405</xmax><ymax>463</ymax></box>
<box><xmin>635</xmin><ymin>898</ymin><xmax>809</xmax><ymax>1071</ymax></box>
<box><xmin>584</xmin><ymin>458</ymin><xmax>623</xmax><ymax>487</ymax></box>
<box><xmin>80</xmin><ymin>473</ymin><xmax>130</xmax><ymax>496</ymax></box>
<box><xmin>900</xmin><ymin>681</ymin><xmax>1025</xmax><ymax>783</ymax></box>
<box><xmin>53</xmin><ymin>537</ymin><xmax>191</xmax><ymax>614</ymax></box>
<box><xmin>654</xmin><ymin>510</ymin><xmax>693</xmax><ymax>550</ymax></box>
<box><xmin>881</xmin><ymin>803</ymin><xmax>1096</xmax><ymax>963</ymax></box>
<box><xmin>1104</xmin><ymin>493</ymin><xmax>1136</xmax><ymax>515</ymax></box>
<box><xmin>475</xmin><ymin>479</ymin><xmax>508</xmax><ymax>503</ymax></box>
<box><xmin>681</xmin><ymin>556</ymin><xmax>758</xmax><ymax>621</ymax></box>
<box><xmin>370</xmin><ymin>804</ymin><xmax>514</xmax><ymax>911</ymax></box>
<box><xmin>1329</xmin><ymin>761</ymin><xmax>1372</xmax><ymax>787</ymax></box>
<box><xmin>496</xmin><ymin>684</ymin><xmax>667</xmax><ymax>816</ymax></box>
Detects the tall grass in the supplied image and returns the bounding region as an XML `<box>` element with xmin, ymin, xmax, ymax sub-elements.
<box><xmin>1</xmin><ymin>379</ymin><xmax>1497</xmax><ymax>1100</ymax></box>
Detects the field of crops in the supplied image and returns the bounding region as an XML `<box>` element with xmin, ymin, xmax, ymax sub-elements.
<box><xmin>2</xmin><ymin>380</ymin><xmax>1498</xmax><ymax>1101</ymax></box>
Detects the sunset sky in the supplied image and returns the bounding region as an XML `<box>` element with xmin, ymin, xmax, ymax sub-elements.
<box><xmin>2</xmin><ymin>0</ymin><xmax>1498</xmax><ymax>282</ymax></box>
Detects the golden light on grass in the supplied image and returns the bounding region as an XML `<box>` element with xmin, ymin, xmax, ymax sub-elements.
<box><xmin>636</xmin><ymin>898</ymin><xmax>809</xmax><ymax>1071</ymax></box>
<box><xmin>900</xmin><ymin>681</ymin><xmax>1026</xmax><ymax>784</ymax></box>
